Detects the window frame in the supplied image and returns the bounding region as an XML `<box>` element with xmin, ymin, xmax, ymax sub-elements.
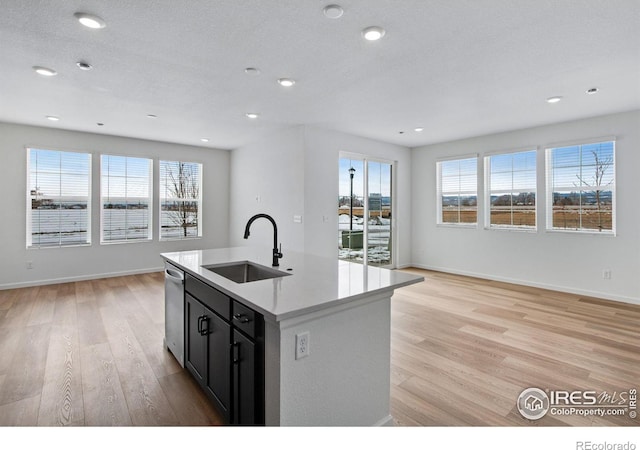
<box><xmin>484</xmin><ymin>148</ymin><xmax>538</xmax><ymax>232</ymax></box>
<box><xmin>100</xmin><ymin>154</ymin><xmax>154</xmax><ymax>244</ymax></box>
<box><xmin>436</xmin><ymin>154</ymin><xmax>479</xmax><ymax>227</ymax></box>
<box><xmin>545</xmin><ymin>138</ymin><xmax>616</xmax><ymax>235</ymax></box>
<box><xmin>159</xmin><ymin>160</ymin><xmax>203</xmax><ymax>241</ymax></box>
<box><xmin>26</xmin><ymin>147</ymin><xmax>92</xmax><ymax>249</ymax></box>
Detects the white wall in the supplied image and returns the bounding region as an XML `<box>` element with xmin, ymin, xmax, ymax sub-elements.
<box><xmin>229</xmin><ymin>125</ymin><xmax>413</xmax><ymax>268</ymax></box>
<box><xmin>0</xmin><ymin>122</ymin><xmax>230</xmax><ymax>288</ymax></box>
<box><xmin>411</xmin><ymin>110</ymin><xmax>640</xmax><ymax>304</ymax></box>
<box><xmin>302</xmin><ymin>126</ymin><xmax>412</xmax><ymax>267</ymax></box>
<box><xmin>229</xmin><ymin>127</ymin><xmax>306</xmax><ymax>252</ymax></box>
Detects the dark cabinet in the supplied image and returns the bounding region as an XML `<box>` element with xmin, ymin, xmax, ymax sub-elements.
<box><xmin>184</xmin><ymin>274</ymin><xmax>264</xmax><ymax>425</ymax></box>
<box><xmin>233</xmin><ymin>329</ymin><xmax>257</xmax><ymax>425</ymax></box>
<box><xmin>185</xmin><ymin>293</ymin><xmax>207</xmax><ymax>384</ymax></box>
<box><xmin>185</xmin><ymin>293</ymin><xmax>232</xmax><ymax>421</ymax></box>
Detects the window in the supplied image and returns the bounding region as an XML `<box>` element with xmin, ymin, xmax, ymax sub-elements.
<box><xmin>101</xmin><ymin>155</ymin><xmax>153</xmax><ymax>242</ymax></box>
<box><xmin>338</xmin><ymin>156</ymin><xmax>394</xmax><ymax>267</ymax></box>
<box><xmin>485</xmin><ymin>150</ymin><xmax>537</xmax><ymax>229</ymax></box>
<box><xmin>437</xmin><ymin>156</ymin><xmax>478</xmax><ymax>225</ymax></box>
<box><xmin>160</xmin><ymin>160</ymin><xmax>202</xmax><ymax>239</ymax></box>
<box><xmin>546</xmin><ymin>140</ymin><xmax>615</xmax><ymax>233</ymax></box>
<box><xmin>27</xmin><ymin>148</ymin><xmax>92</xmax><ymax>248</ymax></box>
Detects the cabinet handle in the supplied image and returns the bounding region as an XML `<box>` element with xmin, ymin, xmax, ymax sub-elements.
<box><xmin>232</xmin><ymin>341</ymin><xmax>240</xmax><ymax>364</ymax></box>
<box><xmin>198</xmin><ymin>315</ymin><xmax>210</xmax><ymax>336</ymax></box>
<box><xmin>233</xmin><ymin>313</ymin><xmax>251</xmax><ymax>324</ymax></box>
<box><xmin>197</xmin><ymin>315</ymin><xmax>204</xmax><ymax>334</ymax></box>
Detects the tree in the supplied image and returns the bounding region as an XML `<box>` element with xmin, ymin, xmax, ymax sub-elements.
<box><xmin>576</xmin><ymin>150</ymin><xmax>613</xmax><ymax>231</ymax></box>
<box><xmin>165</xmin><ymin>162</ymin><xmax>200</xmax><ymax>237</ymax></box>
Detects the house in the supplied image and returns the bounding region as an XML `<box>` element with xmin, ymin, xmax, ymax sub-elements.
<box><xmin>0</xmin><ymin>0</ymin><xmax>638</xmax><ymax>446</ymax></box>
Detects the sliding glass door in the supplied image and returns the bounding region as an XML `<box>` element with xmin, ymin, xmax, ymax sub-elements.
<box><xmin>338</xmin><ymin>155</ymin><xmax>393</xmax><ymax>267</ymax></box>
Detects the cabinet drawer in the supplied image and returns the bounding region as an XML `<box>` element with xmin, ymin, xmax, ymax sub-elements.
<box><xmin>185</xmin><ymin>274</ymin><xmax>231</xmax><ymax>320</ymax></box>
<box><xmin>232</xmin><ymin>300</ymin><xmax>260</xmax><ymax>339</ymax></box>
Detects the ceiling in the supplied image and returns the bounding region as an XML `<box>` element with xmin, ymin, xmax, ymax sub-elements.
<box><xmin>1</xmin><ymin>0</ymin><xmax>639</xmax><ymax>150</ymax></box>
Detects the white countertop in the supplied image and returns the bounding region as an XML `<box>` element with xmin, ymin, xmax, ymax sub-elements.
<box><xmin>161</xmin><ymin>246</ymin><xmax>423</xmax><ymax>322</ymax></box>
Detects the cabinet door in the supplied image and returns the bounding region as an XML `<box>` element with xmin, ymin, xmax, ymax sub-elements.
<box><xmin>206</xmin><ymin>311</ymin><xmax>231</xmax><ymax>421</ymax></box>
<box><xmin>185</xmin><ymin>294</ymin><xmax>206</xmax><ymax>385</ymax></box>
<box><xmin>233</xmin><ymin>329</ymin><xmax>256</xmax><ymax>425</ymax></box>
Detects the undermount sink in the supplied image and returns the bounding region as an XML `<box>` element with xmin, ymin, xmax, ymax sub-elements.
<box><xmin>202</xmin><ymin>261</ymin><xmax>291</xmax><ymax>284</ymax></box>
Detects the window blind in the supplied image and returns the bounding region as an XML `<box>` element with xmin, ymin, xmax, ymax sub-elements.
<box><xmin>546</xmin><ymin>141</ymin><xmax>615</xmax><ymax>233</ymax></box>
<box><xmin>101</xmin><ymin>155</ymin><xmax>153</xmax><ymax>242</ymax></box>
<box><xmin>160</xmin><ymin>160</ymin><xmax>202</xmax><ymax>240</ymax></box>
<box><xmin>486</xmin><ymin>150</ymin><xmax>537</xmax><ymax>229</ymax></box>
<box><xmin>437</xmin><ymin>156</ymin><xmax>478</xmax><ymax>225</ymax></box>
<box><xmin>27</xmin><ymin>148</ymin><xmax>92</xmax><ymax>248</ymax></box>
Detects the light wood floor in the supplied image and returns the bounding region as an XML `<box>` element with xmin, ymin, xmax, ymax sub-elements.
<box><xmin>0</xmin><ymin>272</ymin><xmax>224</xmax><ymax>426</ymax></box>
<box><xmin>390</xmin><ymin>269</ymin><xmax>640</xmax><ymax>426</ymax></box>
<box><xmin>0</xmin><ymin>269</ymin><xmax>638</xmax><ymax>426</ymax></box>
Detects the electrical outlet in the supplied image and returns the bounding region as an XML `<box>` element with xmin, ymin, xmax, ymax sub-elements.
<box><xmin>26</xmin><ymin>261</ymin><xmax>33</xmax><ymax>270</ymax></box>
<box><xmin>603</xmin><ymin>269</ymin><xmax>612</xmax><ymax>280</ymax></box>
<box><xmin>295</xmin><ymin>331</ymin><xmax>310</xmax><ymax>360</ymax></box>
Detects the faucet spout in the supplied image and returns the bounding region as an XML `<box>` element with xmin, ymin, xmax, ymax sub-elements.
<box><xmin>243</xmin><ymin>213</ymin><xmax>283</xmax><ymax>267</ymax></box>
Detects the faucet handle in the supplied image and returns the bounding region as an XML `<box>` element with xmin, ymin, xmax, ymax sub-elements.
<box><xmin>275</xmin><ymin>243</ymin><xmax>283</xmax><ymax>258</ymax></box>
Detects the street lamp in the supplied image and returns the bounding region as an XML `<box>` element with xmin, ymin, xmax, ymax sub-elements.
<box><xmin>349</xmin><ymin>167</ymin><xmax>355</xmax><ymax>231</ymax></box>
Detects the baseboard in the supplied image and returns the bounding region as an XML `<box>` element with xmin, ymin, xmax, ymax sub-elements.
<box><xmin>373</xmin><ymin>414</ymin><xmax>394</xmax><ymax>427</ymax></box>
<box><xmin>0</xmin><ymin>266</ymin><xmax>164</xmax><ymax>290</ymax></box>
<box><xmin>408</xmin><ymin>263</ymin><xmax>640</xmax><ymax>306</ymax></box>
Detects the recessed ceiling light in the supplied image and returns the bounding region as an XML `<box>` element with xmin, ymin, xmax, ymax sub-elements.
<box><xmin>200</xmin><ymin>138</ymin><xmax>209</xmax><ymax>142</ymax></box>
<box><xmin>586</xmin><ymin>87</ymin><xmax>599</xmax><ymax>95</ymax></box>
<box><xmin>245</xmin><ymin>113</ymin><xmax>259</xmax><ymax>119</ymax></box>
<box><xmin>277</xmin><ymin>78</ymin><xmax>296</xmax><ymax>87</ymax></box>
<box><xmin>546</xmin><ymin>96</ymin><xmax>563</xmax><ymax>104</ymax></box>
<box><xmin>244</xmin><ymin>67</ymin><xmax>260</xmax><ymax>76</ymax></box>
<box><xmin>147</xmin><ymin>114</ymin><xmax>157</xmax><ymax>119</ymax></box>
<box><xmin>414</xmin><ymin>127</ymin><xmax>424</xmax><ymax>132</ymax></box>
<box><xmin>46</xmin><ymin>116</ymin><xmax>60</xmax><ymax>121</ymax></box>
<box><xmin>76</xmin><ymin>61</ymin><xmax>93</xmax><ymax>70</ymax></box>
<box><xmin>74</xmin><ymin>12</ymin><xmax>106</xmax><ymax>29</ymax></box>
<box><xmin>362</xmin><ymin>26</ymin><xmax>385</xmax><ymax>41</ymax></box>
<box><xmin>323</xmin><ymin>4</ymin><xmax>344</xmax><ymax>19</ymax></box>
<box><xmin>33</xmin><ymin>66</ymin><xmax>57</xmax><ymax>76</ymax></box>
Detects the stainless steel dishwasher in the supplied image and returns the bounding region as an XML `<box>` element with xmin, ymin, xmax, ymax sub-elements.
<box><xmin>164</xmin><ymin>261</ymin><xmax>184</xmax><ymax>367</ymax></box>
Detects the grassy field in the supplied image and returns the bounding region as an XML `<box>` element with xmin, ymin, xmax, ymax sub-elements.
<box><xmin>442</xmin><ymin>207</ymin><xmax>612</xmax><ymax>231</ymax></box>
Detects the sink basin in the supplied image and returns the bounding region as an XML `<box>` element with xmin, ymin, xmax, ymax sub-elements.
<box><xmin>202</xmin><ymin>261</ymin><xmax>291</xmax><ymax>284</ymax></box>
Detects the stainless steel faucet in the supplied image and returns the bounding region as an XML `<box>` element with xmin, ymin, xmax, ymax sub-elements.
<box><xmin>243</xmin><ymin>213</ymin><xmax>283</xmax><ymax>267</ymax></box>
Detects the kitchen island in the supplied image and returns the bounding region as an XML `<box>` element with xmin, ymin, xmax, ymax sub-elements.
<box><xmin>161</xmin><ymin>246</ymin><xmax>423</xmax><ymax>426</ymax></box>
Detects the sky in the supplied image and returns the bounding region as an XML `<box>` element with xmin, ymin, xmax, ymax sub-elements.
<box><xmin>338</xmin><ymin>157</ymin><xmax>392</xmax><ymax>198</ymax></box>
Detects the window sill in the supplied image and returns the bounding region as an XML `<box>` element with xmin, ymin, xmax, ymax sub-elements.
<box><xmin>100</xmin><ymin>239</ymin><xmax>153</xmax><ymax>245</ymax></box>
<box><xmin>436</xmin><ymin>223</ymin><xmax>478</xmax><ymax>229</ymax></box>
<box><xmin>484</xmin><ymin>226</ymin><xmax>537</xmax><ymax>233</ymax></box>
<box><xmin>159</xmin><ymin>236</ymin><xmax>203</xmax><ymax>242</ymax></box>
<box><xmin>27</xmin><ymin>243</ymin><xmax>92</xmax><ymax>250</ymax></box>
<box><xmin>545</xmin><ymin>229</ymin><xmax>616</xmax><ymax>237</ymax></box>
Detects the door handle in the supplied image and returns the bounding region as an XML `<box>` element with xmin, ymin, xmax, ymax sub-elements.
<box><xmin>197</xmin><ymin>315</ymin><xmax>203</xmax><ymax>334</ymax></box>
